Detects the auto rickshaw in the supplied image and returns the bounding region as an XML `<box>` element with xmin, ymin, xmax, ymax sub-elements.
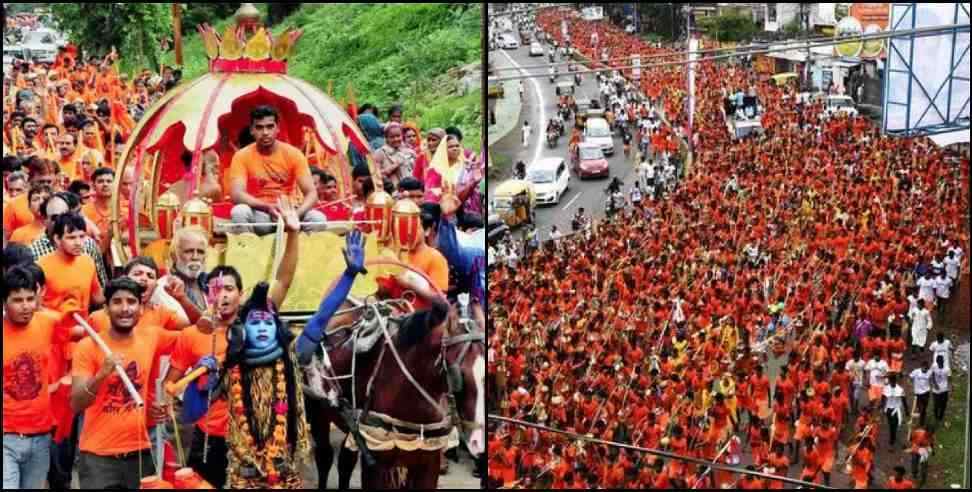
<box><xmin>491</xmin><ymin>179</ymin><xmax>536</xmax><ymax>228</ymax></box>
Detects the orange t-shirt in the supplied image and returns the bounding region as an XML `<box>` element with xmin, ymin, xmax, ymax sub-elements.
<box><xmin>228</xmin><ymin>141</ymin><xmax>310</xmax><ymax>203</ymax></box>
<box><xmin>38</xmin><ymin>251</ymin><xmax>101</xmax><ymax>317</ymax></box>
<box><xmin>59</xmin><ymin>155</ymin><xmax>80</xmax><ymax>181</ymax></box>
<box><xmin>87</xmin><ymin>305</ymin><xmax>185</xmax><ymax>426</ymax></box>
<box><xmin>81</xmin><ymin>200</ymin><xmax>113</xmax><ymax>251</ymax></box>
<box><xmin>169</xmin><ymin>324</ymin><xmax>229</xmax><ymax>437</ymax></box>
<box><xmin>402</xmin><ymin>245</ymin><xmax>450</xmax><ymax>311</ymax></box>
<box><xmin>3</xmin><ymin>193</ymin><xmax>34</xmax><ymax>238</ymax></box>
<box><xmin>9</xmin><ymin>221</ymin><xmax>45</xmax><ymax>245</ymax></box>
<box><xmin>72</xmin><ymin>325</ymin><xmax>178</xmax><ymax>455</ymax></box>
<box><xmin>3</xmin><ymin>311</ymin><xmax>71</xmax><ymax>434</ymax></box>
<box><xmin>886</xmin><ymin>477</ymin><xmax>914</xmax><ymax>489</ymax></box>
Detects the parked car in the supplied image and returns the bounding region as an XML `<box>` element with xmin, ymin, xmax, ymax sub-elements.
<box><xmin>21</xmin><ymin>29</ymin><xmax>62</xmax><ymax>63</ymax></box>
<box><xmin>529</xmin><ymin>41</ymin><xmax>543</xmax><ymax>56</ymax></box>
<box><xmin>572</xmin><ymin>142</ymin><xmax>610</xmax><ymax>179</ymax></box>
<box><xmin>526</xmin><ymin>157</ymin><xmax>570</xmax><ymax>206</ymax></box>
<box><xmin>583</xmin><ymin>117</ymin><xmax>614</xmax><ymax>156</ymax></box>
<box><xmin>822</xmin><ymin>94</ymin><xmax>858</xmax><ymax>118</ymax></box>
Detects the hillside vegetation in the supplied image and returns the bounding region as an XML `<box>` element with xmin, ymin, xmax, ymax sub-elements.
<box><xmin>161</xmin><ymin>3</ymin><xmax>482</xmax><ymax>150</ymax></box>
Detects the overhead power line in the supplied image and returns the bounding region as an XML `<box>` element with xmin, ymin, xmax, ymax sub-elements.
<box><xmin>488</xmin><ymin>33</ymin><xmax>845</xmax><ymax>73</ymax></box>
<box><xmin>487</xmin><ymin>22</ymin><xmax>970</xmax><ymax>82</ymax></box>
<box><xmin>489</xmin><ymin>414</ymin><xmax>833</xmax><ymax>489</ymax></box>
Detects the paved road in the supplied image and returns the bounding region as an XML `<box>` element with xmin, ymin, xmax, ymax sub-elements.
<box><xmin>488</xmin><ymin>43</ymin><xmax>644</xmax><ymax>239</ymax></box>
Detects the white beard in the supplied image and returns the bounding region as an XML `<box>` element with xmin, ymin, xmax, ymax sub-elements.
<box><xmin>177</xmin><ymin>261</ymin><xmax>204</xmax><ymax>280</ymax></box>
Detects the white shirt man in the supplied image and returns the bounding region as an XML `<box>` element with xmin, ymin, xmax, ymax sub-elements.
<box><xmin>549</xmin><ymin>227</ymin><xmax>562</xmax><ymax>242</ymax></box>
<box><xmin>630</xmin><ymin>185</ymin><xmax>643</xmax><ymax>206</ymax></box>
<box><xmin>846</xmin><ymin>357</ymin><xmax>866</xmax><ymax>388</ymax></box>
<box><xmin>929</xmin><ymin>337</ymin><xmax>953</xmax><ymax>370</ymax></box>
<box><xmin>909</xmin><ymin>366</ymin><xmax>932</xmax><ymax>396</ymax></box>
<box><xmin>934</xmin><ymin>273</ymin><xmax>952</xmax><ymax>302</ymax></box>
<box><xmin>882</xmin><ymin>381</ymin><xmax>905</xmax><ymax>418</ymax></box>
<box><xmin>522</xmin><ymin>122</ymin><xmax>531</xmax><ymax>147</ymax></box>
<box><xmin>916</xmin><ymin>273</ymin><xmax>937</xmax><ymax>305</ymax></box>
<box><xmin>944</xmin><ymin>251</ymin><xmax>960</xmax><ymax>283</ymax></box>
<box><xmin>930</xmin><ymin>363</ymin><xmax>950</xmax><ymax>395</ymax></box>
<box><xmin>865</xmin><ymin>356</ymin><xmax>889</xmax><ymax>391</ymax></box>
<box><xmin>910</xmin><ymin>300</ymin><xmax>933</xmax><ymax>348</ymax></box>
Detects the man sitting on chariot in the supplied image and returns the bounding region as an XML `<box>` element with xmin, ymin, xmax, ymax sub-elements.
<box><xmin>228</xmin><ymin>105</ymin><xmax>329</xmax><ymax>235</ymax></box>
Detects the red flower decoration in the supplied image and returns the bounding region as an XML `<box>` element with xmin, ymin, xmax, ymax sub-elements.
<box><xmin>274</xmin><ymin>401</ymin><xmax>288</xmax><ymax>415</ymax></box>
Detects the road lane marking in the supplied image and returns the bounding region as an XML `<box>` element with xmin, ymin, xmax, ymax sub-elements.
<box><xmin>562</xmin><ymin>191</ymin><xmax>582</xmax><ymax>211</ymax></box>
<box><xmin>499</xmin><ymin>48</ymin><xmax>546</xmax><ymax>168</ymax></box>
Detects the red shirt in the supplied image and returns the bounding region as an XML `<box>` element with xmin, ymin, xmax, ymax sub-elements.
<box><xmin>316</xmin><ymin>201</ymin><xmax>352</xmax><ymax>222</ymax></box>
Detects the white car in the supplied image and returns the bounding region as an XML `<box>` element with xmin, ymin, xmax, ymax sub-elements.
<box><xmin>822</xmin><ymin>95</ymin><xmax>858</xmax><ymax>118</ymax></box>
<box><xmin>529</xmin><ymin>41</ymin><xmax>543</xmax><ymax>56</ymax></box>
<box><xmin>583</xmin><ymin>117</ymin><xmax>615</xmax><ymax>155</ymax></box>
<box><xmin>526</xmin><ymin>157</ymin><xmax>570</xmax><ymax>205</ymax></box>
<box><xmin>499</xmin><ymin>35</ymin><xmax>519</xmax><ymax>50</ymax></box>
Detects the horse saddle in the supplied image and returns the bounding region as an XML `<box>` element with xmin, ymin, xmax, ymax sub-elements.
<box><xmin>351</xmin><ymin>307</ymin><xmax>401</xmax><ymax>355</ymax></box>
<box><xmin>302</xmin><ymin>307</ymin><xmax>402</xmax><ymax>402</ymax></box>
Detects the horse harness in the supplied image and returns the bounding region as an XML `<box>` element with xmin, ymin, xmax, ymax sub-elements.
<box><xmin>305</xmin><ymin>300</ymin><xmax>484</xmax><ymax>451</ymax></box>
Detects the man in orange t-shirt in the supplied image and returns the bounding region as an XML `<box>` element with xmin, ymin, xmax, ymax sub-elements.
<box><xmin>55</xmin><ymin>133</ymin><xmax>82</xmax><ymax>182</ymax></box>
<box><xmin>2</xmin><ymin>266</ymin><xmax>82</xmax><ymax>489</ymax></box>
<box><xmin>81</xmin><ymin>167</ymin><xmax>115</xmax><ymax>254</ymax></box>
<box><xmin>8</xmin><ymin>183</ymin><xmax>52</xmax><ymax>245</ymax></box>
<box><xmin>70</xmin><ymin>278</ymin><xmax>179</xmax><ymax>489</ymax></box>
<box><xmin>3</xmin><ymin>157</ymin><xmax>57</xmax><ymax>242</ymax></box>
<box><xmin>37</xmin><ymin>212</ymin><xmax>105</xmax><ymax>315</ymax></box>
<box><xmin>163</xmin><ymin>265</ymin><xmax>242</xmax><ymax>489</ymax></box>
<box><xmin>886</xmin><ymin>465</ymin><xmax>914</xmax><ymax>489</ymax></box>
<box><xmin>228</xmin><ymin>105</ymin><xmax>326</xmax><ymax>235</ymax></box>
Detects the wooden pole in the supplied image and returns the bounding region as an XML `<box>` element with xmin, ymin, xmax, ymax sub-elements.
<box><xmin>172</xmin><ymin>3</ymin><xmax>183</xmax><ymax>67</ymax></box>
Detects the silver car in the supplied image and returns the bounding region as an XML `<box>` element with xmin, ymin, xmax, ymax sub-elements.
<box><xmin>583</xmin><ymin>118</ymin><xmax>615</xmax><ymax>155</ymax></box>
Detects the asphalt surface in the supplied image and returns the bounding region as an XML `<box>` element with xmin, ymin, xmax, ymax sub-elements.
<box><xmin>487</xmin><ymin>43</ymin><xmax>644</xmax><ymax>240</ymax></box>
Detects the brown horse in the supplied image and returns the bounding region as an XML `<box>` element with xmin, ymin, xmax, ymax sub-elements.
<box><xmin>303</xmin><ymin>298</ymin><xmax>485</xmax><ymax>489</ymax></box>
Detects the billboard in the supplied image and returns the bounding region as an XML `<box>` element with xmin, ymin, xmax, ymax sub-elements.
<box><xmin>834</xmin><ymin>3</ymin><xmax>891</xmax><ymax>58</ymax></box>
<box><xmin>882</xmin><ymin>3</ymin><xmax>970</xmax><ymax>136</ymax></box>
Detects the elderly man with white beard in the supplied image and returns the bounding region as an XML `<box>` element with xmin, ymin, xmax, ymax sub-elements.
<box><xmin>154</xmin><ymin>226</ymin><xmax>208</xmax><ymax>322</ymax></box>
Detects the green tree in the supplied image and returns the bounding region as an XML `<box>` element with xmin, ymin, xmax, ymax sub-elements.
<box><xmin>696</xmin><ymin>11</ymin><xmax>760</xmax><ymax>43</ymax></box>
<box><xmin>633</xmin><ymin>4</ymin><xmax>687</xmax><ymax>42</ymax></box>
<box><xmin>50</xmin><ymin>3</ymin><xmax>171</xmax><ymax>72</ymax></box>
<box><xmin>182</xmin><ymin>3</ymin><xmax>241</xmax><ymax>32</ymax></box>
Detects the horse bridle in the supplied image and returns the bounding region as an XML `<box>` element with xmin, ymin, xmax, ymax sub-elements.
<box><xmin>440</xmin><ymin>315</ymin><xmax>486</xmax><ymax>434</ymax></box>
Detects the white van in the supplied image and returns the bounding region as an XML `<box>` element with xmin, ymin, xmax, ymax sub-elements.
<box><xmin>526</xmin><ymin>157</ymin><xmax>570</xmax><ymax>205</ymax></box>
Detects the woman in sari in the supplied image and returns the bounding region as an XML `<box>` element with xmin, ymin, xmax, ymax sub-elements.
<box><xmin>424</xmin><ymin>134</ymin><xmax>484</xmax><ymax>220</ymax></box>
<box><xmin>412</xmin><ymin>127</ymin><xmax>445</xmax><ymax>182</ymax></box>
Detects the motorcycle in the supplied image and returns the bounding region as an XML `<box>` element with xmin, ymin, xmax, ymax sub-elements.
<box><xmin>546</xmin><ymin>130</ymin><xmax>558</xmax><ymax>148</ymax></box>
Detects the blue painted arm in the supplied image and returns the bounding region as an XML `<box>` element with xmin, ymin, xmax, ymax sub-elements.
<box><xmin>297</xmin><ymin>270</ymin><xmax>358</xmax><ymax>364</ymax></box>
<box><xmin>438</xmin><ymin>217</ymin><xmax>474</xmax><ymax>276</ymax></box>
<box><xmin>296</xmin><ymin>230</ymin><xmax>367</xmax><ymax>365</ymax></box>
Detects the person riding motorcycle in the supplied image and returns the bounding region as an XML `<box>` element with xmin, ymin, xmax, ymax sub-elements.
<box><xmin>514</xmin><ymin>160</ymin><xmax>526</xmax><ymax>180</ymax></box>
<box><xmin>571</xmin><ymin>207</ymin><xmax>590</xmax><ymax>232</ymax></box>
